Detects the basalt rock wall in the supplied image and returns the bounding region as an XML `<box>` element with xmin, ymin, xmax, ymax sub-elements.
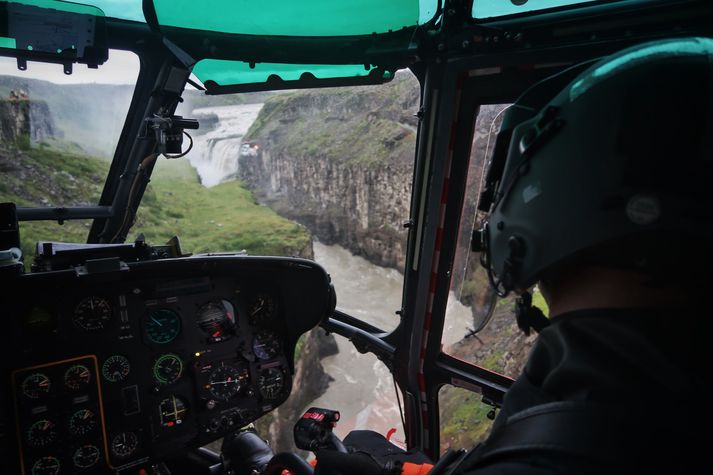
<box><xmin>0</xmin><ymin>99</ymin><xmax>55</xmax><ymax>146</ymax></box>
<box><xmin>240</xmin><ymin>73</ymin><xmax>420</xmax><ymax>270</ymax></box>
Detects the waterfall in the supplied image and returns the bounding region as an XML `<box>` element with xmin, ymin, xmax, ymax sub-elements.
<box><xmin>309</xmin><ymin>242</ymin><xmax>474</xmax><ymax>445</ymax></box>
<box><xmin>187</xmin><ymin>103</ymin><xmax>263</xmax><ymax>187</ymax></box>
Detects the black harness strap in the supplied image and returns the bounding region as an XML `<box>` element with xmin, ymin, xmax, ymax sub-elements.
<box><xmin>447</xmin><ymin>401</ymin><xmax>647</xmax><ymax>474</ymax></box>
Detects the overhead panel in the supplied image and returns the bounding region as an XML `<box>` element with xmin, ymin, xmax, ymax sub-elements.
<box><xmin>193</xmin><ymin>60</ymin><xmax>392</xmax><ymax>93</ymax></box>
<box><xmin>473</xmin><ymin>0</ymin><xmax>601</xmax><ymax>19</ymax></box>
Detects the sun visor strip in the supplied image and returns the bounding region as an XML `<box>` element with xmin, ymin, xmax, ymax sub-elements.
<box><xmin>144</xmin><ymin>0</ymin><xmax>426</xmax><ymax>93</ymax></box>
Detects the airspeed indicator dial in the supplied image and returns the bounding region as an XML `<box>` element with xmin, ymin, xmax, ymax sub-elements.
<box><xmin>145</xmin><ymin>309</ymin><xmax>182</xmax><ymax>344</ymax></box>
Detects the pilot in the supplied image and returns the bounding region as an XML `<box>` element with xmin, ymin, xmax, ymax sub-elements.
<box><xmin>232</xmin><ymin>37</ymin><xmax>713</xmax><ymax>475</ymax></box>
<box><xmin>323</xmin><ymin>37</ymin><xmax>712</xmax><ymax>474</ymax></box>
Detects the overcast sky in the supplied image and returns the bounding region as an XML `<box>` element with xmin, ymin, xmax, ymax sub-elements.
<box><xmin>0</xmin><ymin>50</ymin><xmax>140</xmax><ymax>84</ymax></box>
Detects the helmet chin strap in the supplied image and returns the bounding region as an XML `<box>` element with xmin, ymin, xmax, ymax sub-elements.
<box><xmin>515</xmin><ymin>291</ymin><xmax>550</xmax><ymax>336</ymax></box>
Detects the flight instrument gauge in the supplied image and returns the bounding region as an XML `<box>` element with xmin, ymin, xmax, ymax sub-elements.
<box><xmin>22</xmin><ymin>373</ymin><xmax>51</xmax><ymax>399</ymax></box>
<box><xmin>26</xmin><ymin>419</ymin><xmax>57</xmax><ymax>448</ymax></box>
<box><xmin>73</xmin><ymin>444</ymin><xmax>100</xmax><ymax>469</ymax></box>
<box><xmin>31</xmin><ymin>456</ymin><xmax>61</xmax><ymax>475</ymax></box>
<box><xmin>72</xmin><ymin>296</ymin><xmax>112</xmax><ymax>331</ymax></box>
<box><xmin>64</xmin><ymin>364</ymin><xmax>91</xmax><ymax>390</ymax></box>
<box><xmin>248</xmin><ymin>292</ymin><xmax>277</xmax><ymax>324</ymax></box>
<box><xmin>110</xmin><ymin>431</ymin><xmax>139</xmax><ymax>459</ymax></box>
<box><xmin>153</xmin><ymin>353</ymin><xmax>183</xmax><ymax>385</ymax></box>
<box><xmin>258</xmin><ymin>367</ymin><xmax>285</xmax><ymax>400</ymax></box>
<box><xmin>159</xmin><ymin>395</ymin><xmax>187</xmax><ymax>427</ymax></box>
<box><xmin>102</xmin><ymin>355</ymin><xmax>130</xmax><ymax>383</ymax></box>
<box><xmin>207</xmin><ymin>362</ymin><xmax>248</xmax><ymax>401</ymax></box>
<box><xmin>197</xmin><ymin>300</ymin><xmax>236</xmax><ymax>343</ymax></box>
<box><xmin>252</xmin><ymin>331</ymin><xmax>281</xmax><ymax>360</ymax></box>
<box><xmin>145</xmin><ymin>309</ymin><xmax>182</xmax><ymax>344</ymax></box>
<box><xmin>69</xmin><ymin>409</ymin><xmax>97</xmax><ymax>436</ymax></box>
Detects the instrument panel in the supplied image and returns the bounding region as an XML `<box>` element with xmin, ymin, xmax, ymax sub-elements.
<box><xmin>1</xmin><ymin>255</ymin><xmax>334</xmax><ymax>474</ymax></box>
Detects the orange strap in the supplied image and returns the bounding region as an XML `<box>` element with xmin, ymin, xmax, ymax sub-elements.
<box><xmin>402</xmin><ymin>462</ymin><xmax>434</xmax><ymax>475</ymax></box>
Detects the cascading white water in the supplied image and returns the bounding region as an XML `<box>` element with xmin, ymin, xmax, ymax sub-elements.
<box><xmin>309</xmin><ymin>242</ymin><xmax>474</xmax><ymax>445</ymax></box>
<box><xmin>188</xmin><ymin>103</ymin><xmax>263</xmax><ymax>187</ymax></box>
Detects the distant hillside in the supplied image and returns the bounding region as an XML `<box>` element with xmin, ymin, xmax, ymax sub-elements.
<box><xmin>0</xmin><ymin>76</ymin><xmax>135</xmax><ymax>158</ymax></box>
<box><xmin>0</xmin><ymin>76</ymin><xmax>281</xmax><ymax>158</ymax></box>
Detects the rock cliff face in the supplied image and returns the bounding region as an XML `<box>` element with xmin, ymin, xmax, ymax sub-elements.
<box><xmin>0</xmin><ymin>99</ymin><xmax>55</xmax><ymax>146</ymax></box>
<box><xmin>240</xmin><ymin>73</ymin><xmax>419</xmax><ymax>270</ymax></box>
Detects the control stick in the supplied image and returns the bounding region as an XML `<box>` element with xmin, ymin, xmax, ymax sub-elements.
<box><xmin>294</xmin><ymin>407</ymin><xmax>347</xmax><ymax>454</ymax></box>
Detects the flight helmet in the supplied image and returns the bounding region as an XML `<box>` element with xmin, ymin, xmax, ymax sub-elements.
<box><xmin>478</xmin><ymin>37</ymin><xmax>713</xmax><ymax>295</ymax></box>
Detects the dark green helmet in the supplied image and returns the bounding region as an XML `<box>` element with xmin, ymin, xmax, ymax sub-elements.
<box><xmin>481</xmin><ymin>37</ymin><xmax>713</xmax><ymax>294</ymax></box>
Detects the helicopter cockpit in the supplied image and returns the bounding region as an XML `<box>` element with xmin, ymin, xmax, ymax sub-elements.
<box><xmin>1</xmin><ymin>1</ymin><xmax>712</xmax><ymax>474</ymax></box>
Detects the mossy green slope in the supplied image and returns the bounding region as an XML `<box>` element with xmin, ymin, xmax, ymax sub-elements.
<box><xmin>0</xmin><ymin>143</ymin><xmax>311</xmax><ymax>264</ymax></box>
